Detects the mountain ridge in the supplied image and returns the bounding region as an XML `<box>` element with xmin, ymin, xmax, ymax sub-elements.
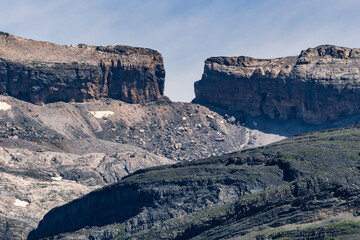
<box><xmin>194</xmin><ymin>45</ymin><xmax>360</xmax><ymax>124</ymax></box>
<box><xmin>1</xmin><ymin>32</ymin><xmax>360</xmax><ymax>239</ymax></box>
<box><xmin>28</xmin><ymin>125</ymin><xmax>360</xmax><ymax>240</ymax></box>
<box><xmin>0</xmin><ymin>32</ymin><xmax>165</xmax><ymax>104</ymax></box>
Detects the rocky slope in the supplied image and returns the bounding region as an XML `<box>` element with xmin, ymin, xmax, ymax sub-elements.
<box><xmin>7</xmin><ymin>90</ymin><xmax>356</xmax><ymax>239</ymax></box>
<box><xmin>0</xmin><ymin>94</ymin><xmax>298</xmax><ymax>239</ymax></box>
<box><xmin>194</xmin><ymin>45</ymin><xmax>360</xmax><ymax>124</ymax></box>
<box><xmin>8</xmin><ymin>87</ymin><xmax>360</xmax><ymax>239</ymax></box>
<box><xmin>28</xmin><ymin>126</ymin><xmax>360</xmax><ymax>240</ymax></box>
<box><xmin>0</xmin><ymin>140</ymin><xmax>174</xmax><ymax>240</ymax></box>
<box><xmin>0</xmin><ymin>95</ymin><xmax>292</xmax><ymax>162</ymax></box>
<box><xmin>2</xmin><ymin>32</ymin><xmax>360</xmax><ymax>240</ymax></box>
<box><xmin>0</xmin><ymin>32</ymin><xmax>165</xmax><ymax>104</ymax></box>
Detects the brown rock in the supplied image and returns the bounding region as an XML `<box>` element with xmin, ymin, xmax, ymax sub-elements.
<box><xmin>0</xmin><ymin>32</ymin><xmax>165</xmax><ymax>104</ymax></box>
<box><xmin>194</xmin><ymin>45</ymin><xmax>360</xmax><ymax>124</ymax></box>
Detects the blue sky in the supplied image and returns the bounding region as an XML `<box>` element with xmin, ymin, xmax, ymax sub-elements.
<box><xmin>1</xmin><ymin>0</ymin><xmax>360</xmax><ymax>101</ymax></box>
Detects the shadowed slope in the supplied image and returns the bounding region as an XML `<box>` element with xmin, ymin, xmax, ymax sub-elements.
<box><xmin>28</xmin><ymin>126</ymin><xmax>360</xmax><ymax>239</ymax></box>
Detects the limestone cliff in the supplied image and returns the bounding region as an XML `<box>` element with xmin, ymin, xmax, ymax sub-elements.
<box><xmin>0</xmin><ymin>32</ymin><xmax>165</xmax><ymax>104</ymax></box>
<box><xmin>194</xmin><ymin>45</ymin><xmax>360</xmax><ymax>124</ymax></box>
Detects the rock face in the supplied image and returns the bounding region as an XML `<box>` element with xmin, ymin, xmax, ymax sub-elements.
<box><xmin>194</xmin><ymin>45</ymin><xmax>360</xmax><ymax>124</ymax></box>
<box><xmin>0</xmin><ymin>32</ymin><xmax>165</xmax><ymax>104</ymax></box>
<box><xmin>3</xmin><ymin>32</ymin><xmax>360</xmax><ymax>240</ymax></box>
<box><xmin>0</xmin><ymin>140</ymin><xmax>173</xmax><ymax>240</ymax></box>
<box><xmin>27</xmin><ymin>126</ymin><xmax>360</xmax><ymax>240</ymax></box>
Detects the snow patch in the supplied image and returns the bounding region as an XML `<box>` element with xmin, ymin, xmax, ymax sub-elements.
<box><xmin>14</xmin><ymin>199</ymin><xmax>29</xmax><ymax>207</ymax></box>
<box><xmin>0</xmin><ymin>102</ymin><xmax>11</xmax><ymax>111</ymax></box>
<box><xmin>51</xmin><ymin>176</ymin><xmax>63</xmax><ymax>181</ymax></box>
<box><xmin>63</xmin><ymin>179</ymin><xmax>77</xmax><ymax>183</ymax></box>
<box><xmin>89</xmin><ymin>111</ymin><xmax>114</xmax><ymax>119</ymax></box>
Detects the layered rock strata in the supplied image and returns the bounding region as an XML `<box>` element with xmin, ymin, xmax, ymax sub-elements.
<box><xmin>194</xmin><ymin>45</ymin><xmax>360</xmax><ymax>124</ymax></box>
<box><xmin>0</xmin><ymin>32</ymin><xmax>165</xmax><ymax>104</ymax></box>
<box><xmin>0</xmin><ymin>140</ymin><xmax>173</xmax><ymax>240</ymax></box>
<box><xmin>28</xmin><ymin>126</ymin><xmax>360</xmax><ymax>240</ymax></box>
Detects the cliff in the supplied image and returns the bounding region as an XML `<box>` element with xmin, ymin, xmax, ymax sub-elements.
<box><xmin>0</xmin><ymin>32</ymin><xmax>165</xmax><ymax>104</ymax></box>
<box><xmin>27</xmin><ymin>126</ymin><xmax>360</xmax><ymax>239</ymax></box>
<box><xmin>194</xmin><ymin>45</ymin><xmax>360</xmax><ymax>124</ymax></box>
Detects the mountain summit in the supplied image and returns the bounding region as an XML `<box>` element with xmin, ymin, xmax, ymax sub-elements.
<box><xmin>194</xmin><ymin>45</ymin><xmax>360</xmax><ymax>124</ymax></box>
<box><xmin>0</xmin><ymin>32</ymin><xmax>165</xmax><ymax>104</ymax></box>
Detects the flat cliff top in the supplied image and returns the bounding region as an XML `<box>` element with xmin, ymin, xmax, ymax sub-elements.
<box><xmin>205</xmin><ymin>45</ymin><xmax>360</xmax><ymax>82</ymax></box>
<box><xmin>0</xmin><ymin>31</ymin><xmax>162</xmax><ymax>67</ymax></box>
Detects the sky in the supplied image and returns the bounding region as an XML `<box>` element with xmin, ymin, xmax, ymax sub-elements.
<box><xmin>1</xmin><ymin>0</ymin><xmax>360</xmax><ymax>102</ymax></box>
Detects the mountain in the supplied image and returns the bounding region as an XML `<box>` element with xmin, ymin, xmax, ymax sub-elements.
<box><xmin>28</xmin><ymin>126</ymin><xmax>360</xmax><ymax>240</ymax></box>
<box><xmin>194</xmin><ymin>45</ymin><xmax>360</xmax><ymax>124</ymax></box>
<box><xmin>0</xmin><ymin>31</ymin><xmax>165</xmax><ymax>104</ymax></box>
<box><xmin>0</xmin><ymin>33</ymin><xmax>292</xmax><ymax>239</ymax></box>
<box><xmin>0</xmin><ymin>139</ymin><xmax>173</xmax><ymax>239</ymax></box>
<box><xmin>2</xmin><ymin>92</ymin><xmax>307</xmax><ymax>239</ymax></box>
<box><xmin>1</xmin><ymin>32</ymin><xmax>360</xmax><ymax>240</ymax></box>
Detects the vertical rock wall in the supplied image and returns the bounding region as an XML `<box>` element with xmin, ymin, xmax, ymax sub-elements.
<box><xmin>194</xmin><ymin>45</ymin><xmax>360</xmax><ymax>124</ymax></box>
<box><xmin>0</xmin><ymin>32</ymin><xmax>165</xmax><ymax>104</ymax></box>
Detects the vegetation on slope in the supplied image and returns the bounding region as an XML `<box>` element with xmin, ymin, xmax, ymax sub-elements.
<box><xmin>29</xmin><ymin>126</ymin><xmax>360</xmax><ymax>240</ymax></box>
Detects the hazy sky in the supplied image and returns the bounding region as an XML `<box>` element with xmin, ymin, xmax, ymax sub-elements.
<box><xmin>1</xmin><ymin>0</ymin><xmax>360</xmax><ymax>102</ymax></box>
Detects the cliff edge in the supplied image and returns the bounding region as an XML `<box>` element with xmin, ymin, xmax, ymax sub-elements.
<box><xmin>0</xmin><ymin>32</ymin><xmax>165</xmax><ymax>104</ymax></box>
<box><xmin>194</xmin><ymin>45</ymin><xmax>360</xmax><ymax>124</ymax></box>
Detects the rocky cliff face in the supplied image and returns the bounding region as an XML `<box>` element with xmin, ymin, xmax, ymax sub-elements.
<box><xmin>0</xmin><ymin>141</ymin><xmax>173</xmax><ymax>240</ymax></box>
<box><xmin>0</xmin><ymin>32</ymin><xmax>165</xmax><ymax>104</ymax></box>
<box><xmin>194</xmin><ymin>45</ymin><xmax>360</xmax><ymax>124</ymax></box>
<box><xmin>3</xmin><ymin>32</ymin><xmax>360</xmax><ymax>240</ymax></box>
<box><xmin>27</xmin><ymin>126</ymin><xmax>360</xmax><ymax>240</ymax></box>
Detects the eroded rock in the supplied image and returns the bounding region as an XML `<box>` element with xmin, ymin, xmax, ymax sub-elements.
<box><xmin>0</xmin><ymin>32</ymin><xmax>165</xmax><ymax>104</ymax></box>
<box><xmin>194</xmin><ymin>45</ymin><xmax>360</xmax><ymax>124</ymax></box>
<box><xmin>28</xmin><ymin>126</ymin><xmax>360</xmax><ymax>240</ymax></box>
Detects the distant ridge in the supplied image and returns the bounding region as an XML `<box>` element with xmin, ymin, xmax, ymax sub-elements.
<box><xmin>194</xmin><ymin>45</ymin><xmax>360</xmax><ymax>124</ymax></box>
<box><xmin>0</xmin><ymin>32</ymin><xmax>165</xmax><ymax>104</ymax></box>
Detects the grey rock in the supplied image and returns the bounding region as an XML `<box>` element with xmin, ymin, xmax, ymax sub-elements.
<box><xmin>194</xmin><ymin>45</ymin><xmax>360</xmax><ymax>124</ymax></box>
<box><xmin>0</xmin><ymin>95</ymin><xmax>293</xmax><ymax>239</ymax></box>
<box><xmin>0</xmin><ymin>140</ymin><xmax>174</xmax><ymax>240</ymax></box>
<box><xmin>227</xmin><ymin>116</ymin><xmax>236</xmax><ymax>124</ymax></box>
<box><xmin>27</xmin><ymin>126</ymin><xmax>360</xmax><ymax>240</ymax></box>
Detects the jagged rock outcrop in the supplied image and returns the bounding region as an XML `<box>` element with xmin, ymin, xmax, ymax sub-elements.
<box><xmin>0</xmin><ymin>139</ymin><xmax>174</xmax><ymax>240</ymax></box>
<box><xmin>0</xmin><ymin>32</ymin><xmax>165</xmax><ymax>104</ymax></box>
<box><xmin>194</xmin><ymin>45</ymin><xmax>360</xmax><ymax>124</ymax></box>
<box><xmin>27</xmin><ymin>126</ymin><xmax>360</xmax><ymax>240</ymax></box>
